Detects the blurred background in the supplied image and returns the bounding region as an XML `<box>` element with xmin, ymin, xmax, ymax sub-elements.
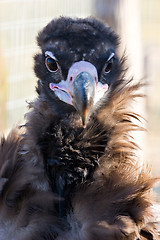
<box><xmin>0</xmin><ymin>0</ymin><xmax>159</xmax><ymax>179</ymax></box>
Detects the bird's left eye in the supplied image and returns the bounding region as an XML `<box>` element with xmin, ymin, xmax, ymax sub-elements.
<box><xmin>104</xmin><ymin>58</ymin><xmax>114</xmax><ymax>73</ymax></box>
<box><xmin>45</xmin><ymin>57</ymin><xmax>59</xmax><ymax>72</ymax></box>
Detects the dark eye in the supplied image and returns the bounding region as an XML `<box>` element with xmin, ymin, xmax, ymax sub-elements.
<box><xmin>104</xmin><ymin>58</ymin><xmax>114</xmax><ymax>73</ymax></box>
<box><xmin>45</xmin><ymin>57</ymin><xmax>59</xmax><ymax>72</ymax></box>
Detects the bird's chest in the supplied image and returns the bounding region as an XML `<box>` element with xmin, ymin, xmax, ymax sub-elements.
<box><xmin>38</xmin><ymin>122</ymin><xmax>106</xmax><ymax>216</ymax></box>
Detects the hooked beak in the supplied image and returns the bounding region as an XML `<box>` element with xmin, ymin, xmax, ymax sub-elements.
<box><xmin>70</xmin><ymin>71</ymin><xmax>96</xmax><ymax>126</ymax></box>
<box><xmin>49</xmin><ymin>61</ymin><xmax>108</xmax><ymax>126</ymax></box>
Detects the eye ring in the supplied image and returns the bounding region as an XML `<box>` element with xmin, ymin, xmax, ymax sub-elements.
<box><xmin>45</xmin><ymin>56</ymin><xmax>59</xmax><ymax>72</ymax></box>
<box><xmin>104</xmin><ymin>58</ymin><xmax>114</xmax><ymax>73</ymax></box>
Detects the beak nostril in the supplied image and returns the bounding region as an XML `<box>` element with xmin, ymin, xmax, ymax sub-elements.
<box><xmin>70</xmin><ymin>76</ymin><xmax>73</xmax><ymax>81</ymax></box>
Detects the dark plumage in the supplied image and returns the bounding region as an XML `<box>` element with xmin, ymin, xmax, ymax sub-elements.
<box><xmin>0</xmin><ymin>17</ymin><xmax>159</xmax><ymax>239</ymax></box>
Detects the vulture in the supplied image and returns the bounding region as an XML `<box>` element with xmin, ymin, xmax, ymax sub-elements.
<box><xmin>0</xmin><ymin>17</ymin><xmax>159</xmax><ymax>240</ymax></box>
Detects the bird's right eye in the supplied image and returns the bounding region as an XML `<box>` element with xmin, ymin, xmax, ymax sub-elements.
<box><xmin>45</xmin><ymin>57</ymin><xmax>59</xmax><ymax>72</ymax></box>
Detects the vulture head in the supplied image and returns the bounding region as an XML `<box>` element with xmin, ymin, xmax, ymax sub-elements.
<box><xmin>34</xmin><ymin>17</ymin><xmax>121</xmax><ymax>126</ymax></box>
